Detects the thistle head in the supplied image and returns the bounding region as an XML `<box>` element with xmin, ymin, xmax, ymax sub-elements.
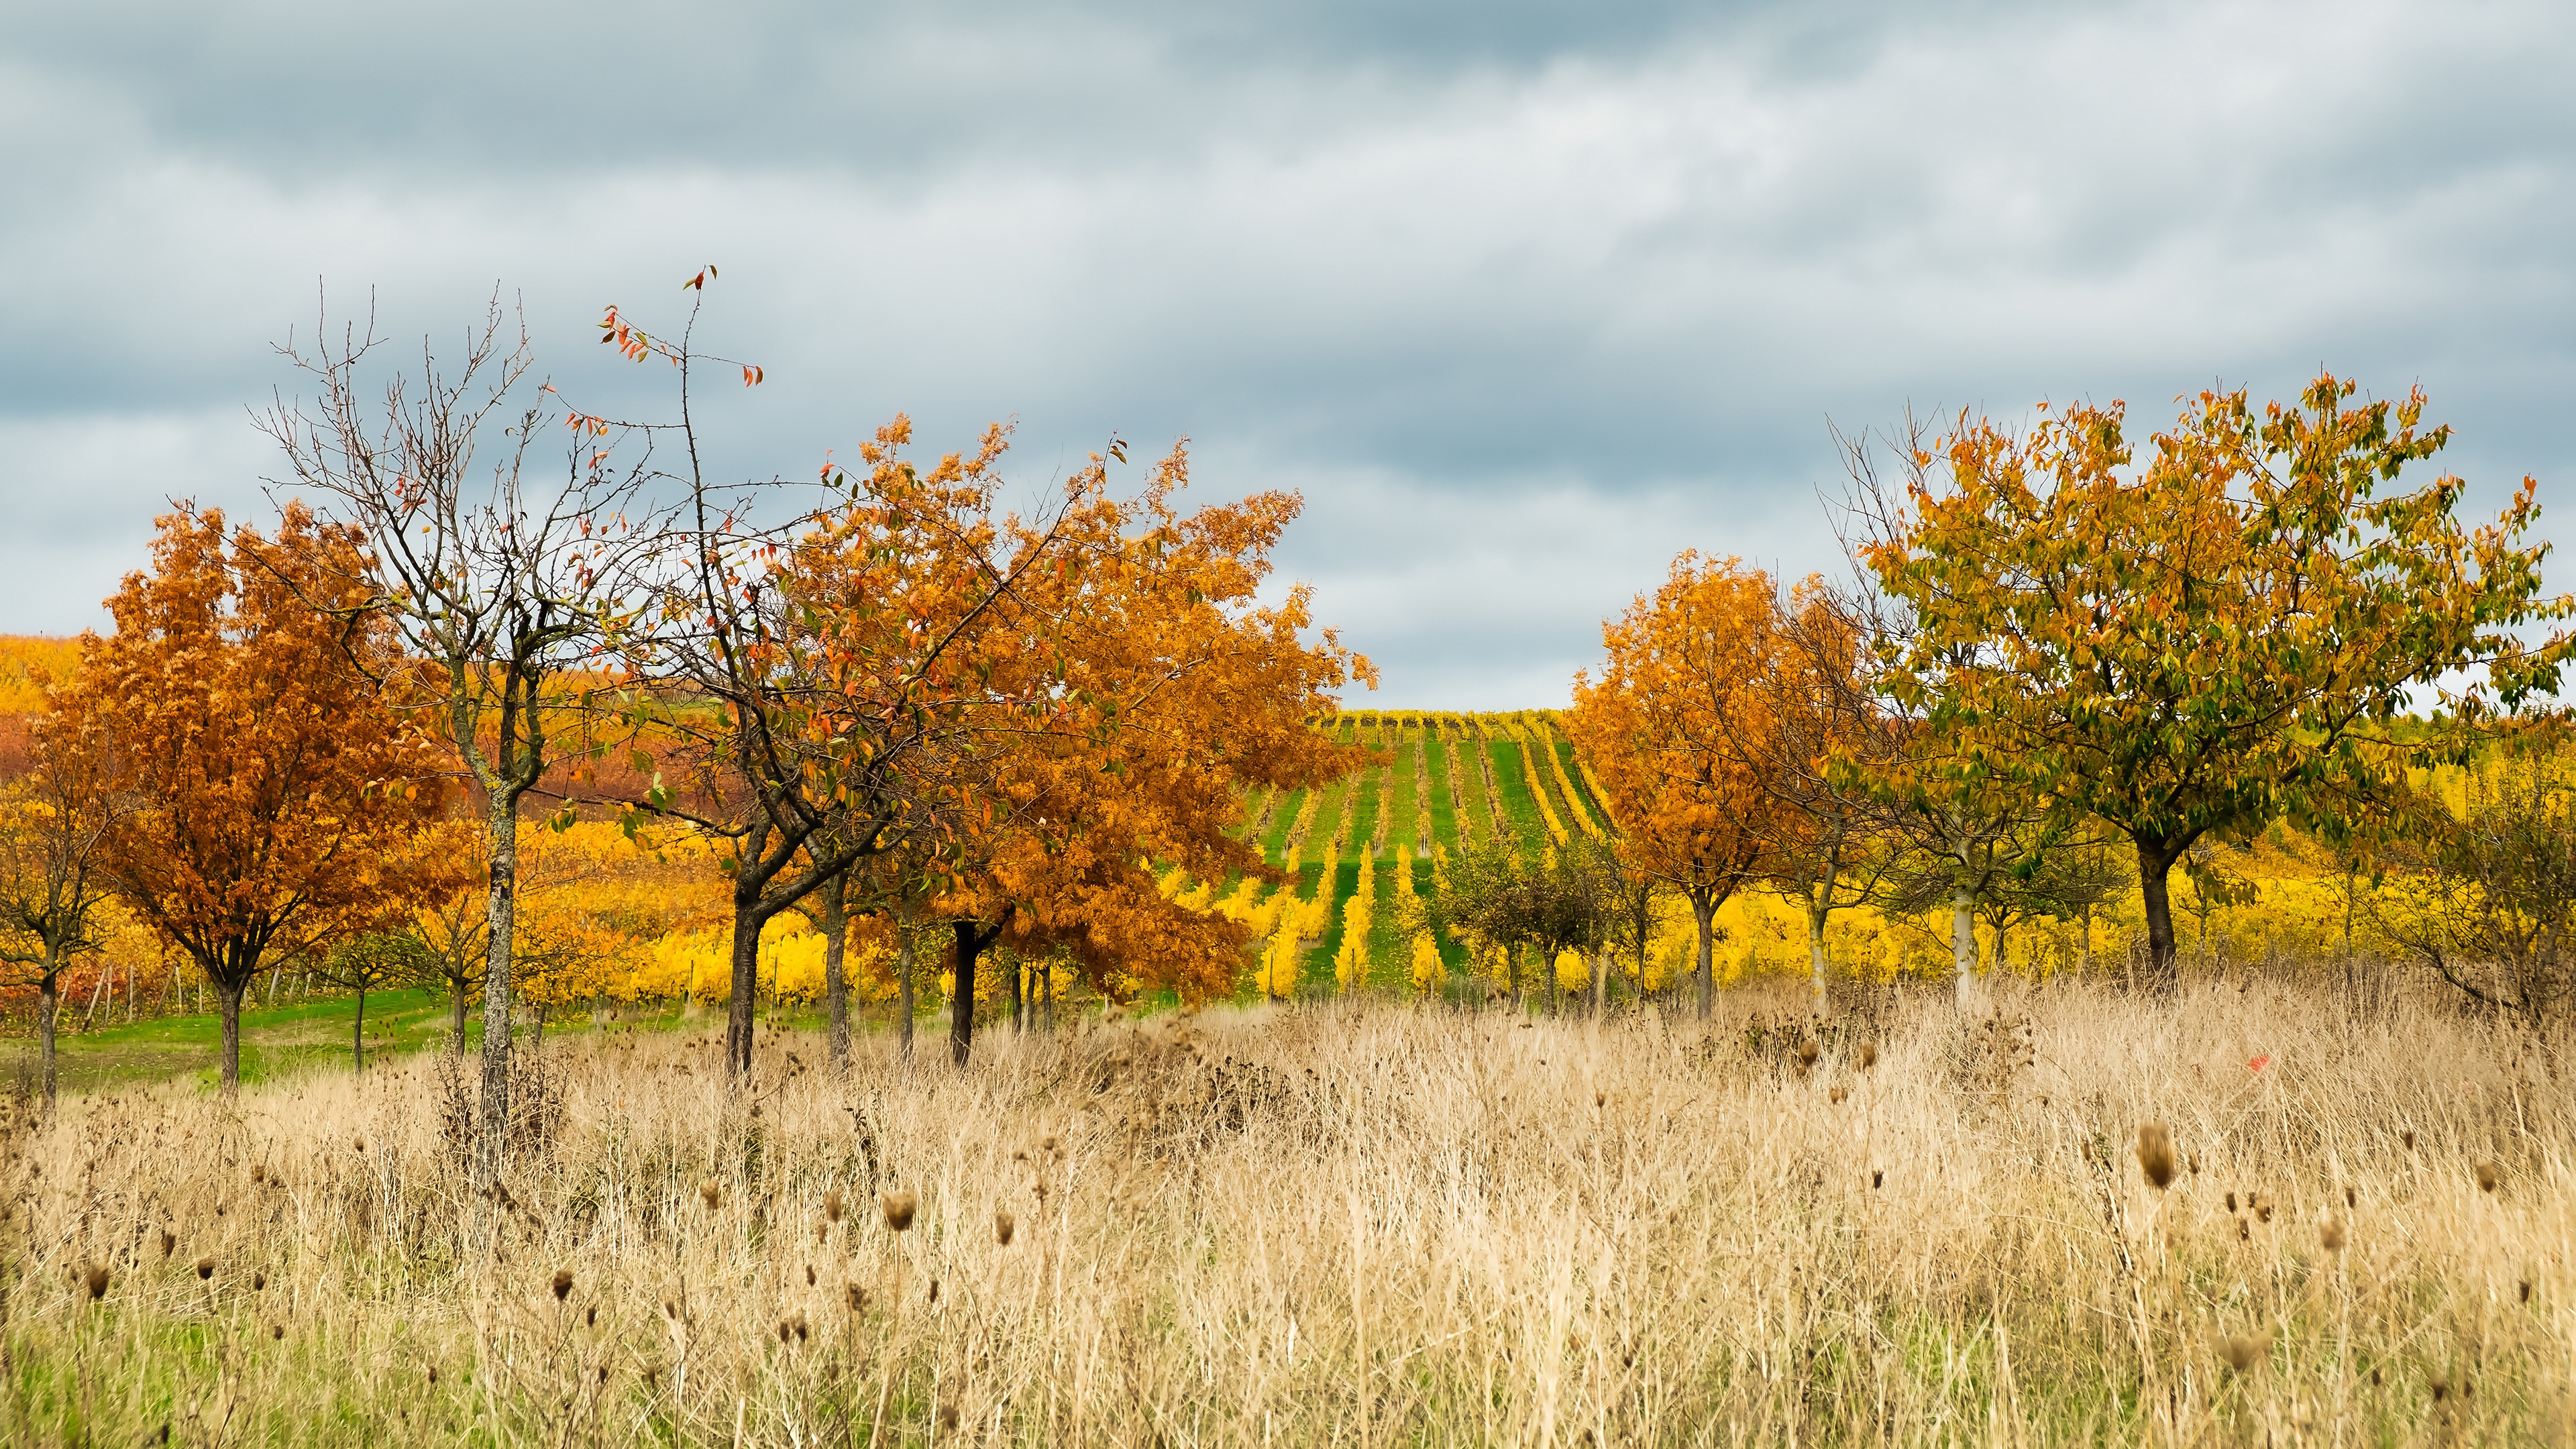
<box><xmin>2135</xmin><ymin>1124</ymin><xmax>2176</xmax><ymax>1191</ymax></box>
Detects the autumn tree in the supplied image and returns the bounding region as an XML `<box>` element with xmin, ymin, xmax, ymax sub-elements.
<box><xmin>925</xmin><ymin>447</ymin><xmax>1369</xmax><ymax>1065</ymax></box>
<box><xmin>408</xmin><ymin>887</ymin><xmax>490</xmax><ymax>1051</ymax></box>
<box><xmin>52</xmin><ymin>505</ymin><xmax>450</xmax><ymax>1090</ymax></box>
<box><xmin>317</xmin><ymin>930</ymin><xmax>434</xmax><ymax>1071</ymax></box>
<box><xmin>1568</xmin><ymin>553</ymin><xmax>1780</xmax><ymax>1018</ymax></box>
<box><xmin>1417</xmin><ymin>837</ymin><xmax>1545</xmax><ymax>1010</ymax></box>
<box><xmin>1863</xmin><ymin>374</ymin><xmax>2571</xmax><ymax>989</ymax></box>
<box><xmin>637</xmin><ymin>408</ymin><xmax>1065</xmax><ymax>1079</ymax></box>
<box><xmin>2369</xmin><ymin>743</ymin><xmax>2576</xmax><ymax>1024</ymax></box>
<box><xmin>0</xmin><ymin>722</ymin><xmax>123</xmax><ymax>1110</ymax></box>
<box><xmin>266</xmin><ymin>292</ymin><xmax>663</xmax><ymax>1178</ymax></box>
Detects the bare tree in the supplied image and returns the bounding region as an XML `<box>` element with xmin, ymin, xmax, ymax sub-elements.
<box><xmin>264</xmin><ymin>289</ymin><xmax>664</xmax><ymax>1186</ymax></box>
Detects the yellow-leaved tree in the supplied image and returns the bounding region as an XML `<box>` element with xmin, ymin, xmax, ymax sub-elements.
<box><xmin>1862</xmin><ymin>375</ymin><xmax>2572</xmax><ymax>989</ymax></box>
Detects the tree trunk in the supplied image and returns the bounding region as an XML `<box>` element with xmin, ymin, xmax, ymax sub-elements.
<box><xmin>38</xmin><ymin>971</ymin><xmax>59</xmax><ymax>1112</ymax></box>
<box><xmin>1806</xmin><ymin>892</ymin><xmax>1831</xmax><ymax>1006</ymax></box>
<box><xmin>951</xmin><ymin>921</ymin><xmax>982</xmax><ymax>1068</ymax></box>
<box><xmin>450</xmin><ymin>979</ymin><xmax>470</xmax><ymax>1055</ymax></box>
<box><xmin>352</xmin><ymin>985</ymin><xmax>368</xmax><ymax>1073</ymax></box>
<box><xmin>2137</xmin><ymin>839</ymin><xmax>2181</xmax><ymax>991</ymax></box>
<box><xmin>218</xmin><ymin>975</ymin><xmax>248</xmax><ymax>1093</ymax></box>
<box><xmin>1690</xmin><ymin>892</ymin><xmax>1716</xmax><ymax>1020</ymax></box>
<box><xmin>724</xmin><ymin>894</ymin><xmax>765</xmax><ymax>1079</ymax></box>
<box><xmin>820</xmin><ymin>875</ymin><xmax>851</xmax><ymax>1076</ymax></box>
<box><xmin>475</xmin><ymin>796</ymin><xmax>518</xmax><ymax>1186</ymax></box>
<box><xmin>1008</xmin><ymin>949</ymin><xmax>1024</xmax><ymax>1031</ymax></box>
<box><xmin>1951</xmin><ymin>884</ymin><xmax>1978</xmax><ymax>1012</ymax></box>
<box><xmin>896</xmin><ymin>902</ymin><xmax>916</xmax><ymax>1060</ymax></box>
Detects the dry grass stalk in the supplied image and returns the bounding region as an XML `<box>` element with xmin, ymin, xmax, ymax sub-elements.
<box><xmin>0</xmin><ymin>974</ymin><xmax>2563</xmax><ymax>1445</ymax></box>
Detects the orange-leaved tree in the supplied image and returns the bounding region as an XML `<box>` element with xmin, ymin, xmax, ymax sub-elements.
<box><xmin>1568</xmin><ymin>553</ymin><xmax>1780</xmax><ymax>1018</ymax></box>
<box><xmin>1863</xmin><ymin>375</ymin><xmax>2573</xmax><ymax>989</ymax></box>
<box><xmin>930</xmin><ymin>444</ymin><xmax>1370</xmax><ymax>1063</ymax></box>
<box><xmin>52</xmin><ymin>504</ymin><xmax>453</xmax><ymax>1089</ymax></box>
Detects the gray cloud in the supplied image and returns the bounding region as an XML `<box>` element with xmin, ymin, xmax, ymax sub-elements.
<box><xmin>3</xmin><ymin>0</ymin><xmax>2571</xmax><ymax>706</ymax></box>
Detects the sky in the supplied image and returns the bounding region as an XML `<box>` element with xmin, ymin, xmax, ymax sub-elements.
<box><xmin>3</xmin><ymin>0</ymin><xmax>2571</xmax><ymax>706</ymax></box>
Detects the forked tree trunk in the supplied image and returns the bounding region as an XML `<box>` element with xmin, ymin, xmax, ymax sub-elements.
<box><xmin>951</xmin><ymin>919</ymin><xmax>1008</xmax><ymax>1068</ymax></box>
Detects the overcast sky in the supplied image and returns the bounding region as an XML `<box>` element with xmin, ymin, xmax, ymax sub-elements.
<box><xmin>3</xmin><ymin>0</ymin><xmax>2570</xmax><ymax>706</ymax></box>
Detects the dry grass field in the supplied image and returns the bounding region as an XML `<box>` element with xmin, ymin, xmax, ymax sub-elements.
<box><xmin>3</xmin><ymin>973</ymin><xmax>2567</xmax><ymax>1446</ymax></box>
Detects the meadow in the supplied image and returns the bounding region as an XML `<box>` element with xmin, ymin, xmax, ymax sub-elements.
<box><xmin>5</xmin><ymin>969</ymin><xmax>2565</xmax><ymax>1446</ymax></box>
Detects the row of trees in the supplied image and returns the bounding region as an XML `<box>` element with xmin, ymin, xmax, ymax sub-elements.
<box><xmin>1567</xmin><ymin>378</ymin><xmax>2571</xmax><ymax>1016</ymax></box>
<box><xmin>0</xmin><ymin>278</ymin><xmax>1371</xmax><ymax>1183</ymax></box>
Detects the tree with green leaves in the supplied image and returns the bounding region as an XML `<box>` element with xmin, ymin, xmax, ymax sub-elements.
<box><xmin>1862</xmin><ymin>374</ymin><xmax>2572</xmax><ymax>989</ymax></box>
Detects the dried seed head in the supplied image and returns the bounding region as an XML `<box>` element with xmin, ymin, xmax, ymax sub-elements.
<box><xmin>2224</xmin><ymin>1191</ymin><xmax>2239</xmax><ymax>1213</ymax></box>
<box><xmin>195</xmin><ymin>1256</ymin><xmax>215</xmax><ymax>1281</ymax></box>
<box><xmin>1871</xmin><ymin>1170</ymin><xmax>1883</xmax><ymax>1189</ymax></box>
<box><xmin>158</xmin><ymin>1229</ymin><xmax>175</xmax><ymax>1258</ymax></box>
<box><xmin>1796</xmin><ymin>1039</ymin><xmax>1819</xmax><ymax>1071</ymax></box>
<box><xmin>937</xmin><ymin>1405</ymin><xmax>961</xmax><ymax>1432</ymax></box>
<box><xmin>2345</xmin><ymin>1185</ymin><xmax>2357</xmax><ymax>1210</ymax></box>
<box><xmin>252</xmin><ymin>1272</ymin><xmax>267</xmax><ymax>1293</ymax></box>
<box><xmin>2187</xmin><ymin>1153</ymin><xmax>2200</xmax><ymax>1176</ymax></box>
<box><xmin>2520</xmin><ymin>1279</ymin><xmax>2533</xmax><ymax>1304</ymax></box>
<box><xmin>823</xmin><ymin>1189</ymin><xmax>844</xmax><ymax>1224</ymax></box>
<box><xmin>83</xmin><ymin>1263</ymin><xmax>109</xmax><ymax>1301</ymax></box>
<box><xmin>2475</xmin><ymin>1162</ymin><xmax>2500</xmax><ymax>1194</ymax></box>
<box><xmin>995</xmin><ymin>1209</ymin><xmax>1016</xmax><ymax>1246</ymax></box>
<box><xmin>700</xmin><ymin>1178</ymin><xmax>722</xmax><ymax>1211</ymax></box>
<box><xmin>551</xmin><ymin>1269</ymin><xmax>573</xmax><ymax>1302</ymax></box>
<box><xmin>927</xmin><ymin>1278</ymin><xmax>941</xmax><ymax>1305</ymax></box>
<box><xmin>250</xmin><ymin>1163</ymin><xmax>264</xmax><ymax>1185</ymax></box>
<box><xmin>2252</xmin><ymin>1194</ymin><xmax>2274</xmax><ymax>1224</ymax></box>
<box><xmin>2218</xmin><ymin>1332</ymin><xmax>2271</xmax><ymax>1373</ymax></box>
<box><xmin>790</xmin><ymin>1311</ymin><xmax>808</xmax><ymax>1343</ymax></box>
<box><xmin>1829</xmin><ymin>1087</ymin><xmax>1848</xmax><ymax>1106</ymax></box>
<box><xmin>2135</xmin><ymin>1124</ymin><xmax>2176</xmax><ymax>1191</ymax></box>
<box><xmin>270</xmin><ymin>1324</ymin><xmax>284</xmax><ymax>1341</ymax></box>
<box><xmin>2320</xmin><ymin>1219</ymin><xmax>2347</xmax><ymax>1253</ymax></box>
<box><xmin>2403</xmin><ymin>1130</ymin><xmax>2416</xmax><ymax>1152</ymax></box>
<box><xmin>587</xmin><ymin>1305</ymin><xmax>598</xmax><ymax>1328</ymax></box>
<box><xmin>882</xmin><ymin>1188</ymin><xmax>917</xmax><ymax>1233</ymax></box>
<box><xmin>845</xmin><ymin>1282</ymin><xmax>869</xmax><ymax>1313</ymax></box>
<box><xmin>2430</xmin><ymin>1377</ymin><xmax>2449</xmax><ymax>1403</ymax></box>
<box><xmin>427</xmin><ymin>1364</ymin><xmax>439</xmax><ymax>1387</ymax></box>
<box><xmin>1858</xmin><ymin>1042</ymin><xmax>1878</xmax><ymax>1070</ymax></box>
